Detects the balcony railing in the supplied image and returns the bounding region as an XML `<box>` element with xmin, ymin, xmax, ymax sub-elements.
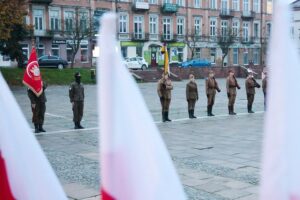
<box><xmin>132</xmin><ymin>2</ymin><xmax>149</xmax><ymax>11</ymax></box>
<box><xmin>242</xmin><ymin>11</ymin><xmax>255</xmax><ymax>19</ymax></box>
<box><xmin>131</xmin><ymin>33</ymin><xmax>149</xmax><ymax>41</ymax></box>
<box><xmin>162</xmin><ymin>3</ymin><xmax>178</xmax><ymax>13</ymax></box>
<box><xmin>219</xmin><ymin>9</ymin><xmax>233</xmax><ymax>18</ymax></box>
<box><xmin>174</xmin><ymin>34</ymin><xmax>186</xmax><ymax>42</ymax></box>
<box><xmin>30</xmin><ymin>0</ymin><xmax>52</xmax><ymax>3</ymax></box>
<box><xmin>149</xmin><ymin>34</ymin><xmax>159</xmax><ymax>41</ymax></box>
<box><xmin>33</xmin><ymin>29</ymin><xmax>53</xmax><ymax>37</ymax></box>
<box><xmin>118</xmin><ymin>33</ymin><xmax>130</xmax><ymax>40</ymax></box>
<box><xmin>241</xmin><ymin>37</ymin><xmax>254</xmax><ymax>44</ymax></box>
<box><xmin>161</xmin><ymin>34</ymin><xmax>175</xmax><ymax>42</ymax></box>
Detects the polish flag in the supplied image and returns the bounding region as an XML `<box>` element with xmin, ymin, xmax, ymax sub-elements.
<box><xmin>161</xmin><ymin>43</ymin><xmax>170</xmax><ymax>75</ymax></box>
<box><xmin>0</xmin><ymin>72</ymin><xmax>67</xmax><ymax>200</ymax></box>
<box><xmin>23</xmin><ymin>47</ymin><xmax>43</xmax><ymax>96</ymax></box>
<box><xmin>97</xmin><ymin>13</ymin><xmax>186</xmax><ymax>200</ymax></box>
<box><xmin>260</xmin><ymin>1</ymin><xmax>300</xmax><ymax>200</ymax></box>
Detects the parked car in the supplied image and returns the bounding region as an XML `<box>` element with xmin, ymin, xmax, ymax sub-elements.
<box><xmin>180</xmin><ymin>59</ymin><xmax>211</xmax><ymax>68</ymax></box>
<box><xmin>23</xmin><ymin>55</ymin><xmax>68</xmax><ymax>69</ymax></box>
<box><xmin>124</xmin><ymin>57</ymin><xmax>148</xmax><ymax>70</ymax></box>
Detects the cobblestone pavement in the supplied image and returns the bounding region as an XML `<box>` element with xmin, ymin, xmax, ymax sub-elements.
<box><xmin>13</xmin><ymin>78</ymin><xmax>264</xmax><ymax>200</ymax></box>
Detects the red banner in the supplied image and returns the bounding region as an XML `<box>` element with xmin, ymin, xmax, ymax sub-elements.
<box><xmin>22</xmin><ymin>48</ymin><xmax>43</xmax><ymax>96</ymax></box>
<box><xmin>0</xmin><ymin>152</ymin><xmax>15</xmax><ymax>200</ymax></box>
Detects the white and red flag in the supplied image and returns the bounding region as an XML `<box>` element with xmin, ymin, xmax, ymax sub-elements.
<box><xmin>97</xmin><ymin>13</ymin><xmax>186</xmax><ymax>200</ymax></box>
<box><xmin>22</xmin><ymin>47</ymin><xmax>43</xmax><ymax>96</ymax></box>
<box><xmin>260</xmin><ymin>0</ymin><xmax>300</xmax><ymax>200</ymax></box>
<box><xmin>0</xmin><ymin>72</ymin><xmax>67</xmax><ymax>200</ymax></box>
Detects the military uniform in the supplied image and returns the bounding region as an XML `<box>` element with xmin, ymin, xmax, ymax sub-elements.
<box><xmin>157</xmin><ymin>78</ymin><xmax>173</xmax><ymax>122</ymax></box>
<box><xmin>28</xmin><ymin>86</ymin><xmax>47</xmax><ymax>133</ymax></box>
<box><xmin>186</xmin><ymin>81</ymin><xmax>198</xmax><ymax>118</ymax></box>
<box><xmin>226</xmin><ymin>75</ymin><xmax>240</xmax><ymax>115</ymax></box>
<box><xmin>206</xmin><ymin>77</ymin><xmax>220</xmax><ymax>116</ymax></box>
<box><xmin>245</xmin><ymin>76</ymin><xmax>260</xmax><ymax>113</ymax></box>
<box><xmin>69</xmin><ymin>80</ymin><xmax>84</xmax><ymax>129</ymax></box>
<box><xmin>262</xmin><ymin>76</ymin><xmax>267</xmax><ymax>109</ymax></box>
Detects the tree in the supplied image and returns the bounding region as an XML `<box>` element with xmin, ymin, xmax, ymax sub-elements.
<box><xmin>62</xmin><ymin>7</ymin><xmax>94</xmax><ymax>68</ymax></box>
<box><xmin>217</xmin><ymin>29</ymin><xmax>236</xmax><ymax>67</ymax></box>
<box><xmin>0</xmin><ymin>0</ymin><xmax>30</xmax><ymax>67</ymax></box>
<box><xmin>186</xmin><ymin>34</ymin><xmax>202</xmax><ymax>60</ymax></box>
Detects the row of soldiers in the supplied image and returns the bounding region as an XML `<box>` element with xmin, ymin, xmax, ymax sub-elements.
<box><xmin>157</xmin><ymin>69</ymin><xmax>267</xmax><ymax>122</ymax></box>
<box><xmin>28</xmin><ymin>72</ymin><xmax>85</xmax><ymax>133</ymax></box>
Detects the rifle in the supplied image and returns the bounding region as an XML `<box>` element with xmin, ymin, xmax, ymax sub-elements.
<box><xmin>252</xmin><ymin>78</ymin><xmax>261</xmax><ymax>88</ymax></box>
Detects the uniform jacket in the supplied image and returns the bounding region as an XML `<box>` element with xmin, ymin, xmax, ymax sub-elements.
<box><xmin>206</xmin><ymin>77</ymin><xmax>220</xmax><ymax>95</ymax></box>
<box><xmin>186</xmin><ymin>81</ymin><xmax>198</xmax><ymax>100</ymax></box>
<box><xmin>226</xmin><ymin>76</ymin><xmax>240</xmax><ymax>95</ymax></box>
<box><xmin>262</xmin><ymin>77</ymin><xmax>267</xmax><ymax>94</ymax></box>
<box><xmin>27</xmin><ymin>88</ymin><xmax>47</xmax><ymax>104</ymax></box>
<box><xmin>245</xmin><ymin>77</ymin><xmax>256</xmax><ymax>94</ymax></box>
<box><xmin>69</xmin><ymin>82</ymin><xmax>84</xmax><ymax>102</ymax></box>
<box><xmin>157</xmin><ymin>78</ymin><xmax>173</xmax><ymax>99</ymax></box>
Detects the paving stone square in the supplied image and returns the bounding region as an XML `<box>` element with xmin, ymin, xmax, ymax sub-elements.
<box><xmin>12</xmin><ymin>78</ymin><xmax>265</xmax><ymax>200</ymax></box>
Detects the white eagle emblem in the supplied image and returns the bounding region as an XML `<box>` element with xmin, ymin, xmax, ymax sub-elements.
<box><xmin>26</xmin><ymin>61</ymin><xmax>40</xmax><ymax>78</ymax></box>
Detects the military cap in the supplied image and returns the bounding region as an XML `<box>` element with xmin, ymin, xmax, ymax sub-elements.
<box><xmin>74</xmin><ymin>72</ymin><xmax>81</xmax><ymax>77</ymax></box>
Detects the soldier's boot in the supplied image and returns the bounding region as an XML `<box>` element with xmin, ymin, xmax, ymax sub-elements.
<box><xmin>188</xmin><ymin>110</ymin><xmax>192</xmax><ymax>119</ymax></box>
<box><xmin>34</xmin><ymin>124</ymin><xmax>40</xmax><ymax>133</ymax></box>
<box><xmin>162</xmin><ymin>112</ymin><xmax>166</xmax><ymax>122</ymax></box>
<box><xmin>39</xmin><ymin>124</ymin><xmax>46</xmax><ymax>132</ymax></box>
<box><xmin>74</xmin><ymin>122</ymin><xmax>79</xmax><ymax>129</ymax></box>
<box><xmin>248</xmin><ymin>105</ymin><xmax>254</xmax><ymax>113</ymax></box>
<box><xmin>78</xmin><ymin>122</ymin><xmax>84</xmax><ymax>129</ymax></box>
<box><xmin>165</xmin><ymin>111</ymin><xmax>172</xmax><ymax>122</ymax></box>
<box><xmin>228</xmin><ymin>106</ymin><xmax>232</xmax><ymax>115</ymax></box>
<box><xmin>231</xmin><ymin>106</ymin><xmax>237</xmax><ymax>115</ymax></box>
<box><xmin>209</xmin><ymin>106</ymin><xmax>215</xmax><ymax>116</ymax></box>
<box><xmin>191</xmin><ymin>109</ymin><xmax>197</xmax><ymax>118</ymax></box>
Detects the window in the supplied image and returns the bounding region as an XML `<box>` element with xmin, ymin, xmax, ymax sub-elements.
<box><xmin>232</xmin><ymin>20</ymin><xmax>239</xmax><ymax>37</ymax></box>
<box><xmin>221</xmin><ymin>0</ymin><xmax>228</xmax><ymax>10</ymax></box>
<box><xmin>177</xmin><ymin>17</ymin><xmax>185</xmax><ymax>35</ymax></box>
<box><xmin>253</xmin><ymin>22</ymin><xmax>260</xmax><ymax>39</ymax></box>
<box><xmin>50</xmin><ymin>10</ymin><xmax>60</xmax><ymax>31</ymax></box>
<box><xmin>21</xmin><ymin>44</ymin><xmax>29</xmax><ymax>59</ymax></box>
<box><xmin>210</xmin><ymin>18</ymin><xmax>217</xmax><ymax>37</ymax></box>
<box><xmin>134</xmin><ymin>16</ymin><xmax>144</xmax><ymax>39</ymax></box>
<box><xmin>243</xmin><ymin>0</ymin><xmax>249</xmax><ymax>11</ymax></box>
<box><xmin>194</xmin><ymin>0</ymin><xmax>201</xmax><ymax>8</ymax></box>
<box><xmin>163</xmin><ymin>0</ymin><xmax>171</xmax><ymax>3</ymax></box>
<box><xmin>266</xmin><ymin>23</ymin><xmax>272</xmax><ymax>37</ymax></box>
<box><xmin>232</xmin><ymin>0</ymin><xmax>239</xmax><ymax>11</ymax></box>
<box><xmin>221</xmin><ymin>20</ymin><xmax>228</xmax><ymax>37</ymax></box>
<box><xmin>33</xmin><ymin>9</ymin><xmax>44</xmax><ymax>31</ymax></box>
<box><xmin>119</xmin><ymin>13</ymin><xmax>128</xmax><ymax>33</ymax></box>
<box><xmin>195</xmin><ymin>48</ymin><xmax>201</xmax><ymax>58</ymax></box>
<box><xmin>149</xmin><ymin>15</ymin><xmax>158</xmax><ymax>34</ymax></box>
<box><xmin>243</xmin><ymin>50</ymin><xmax>249</xmax><ymax>65</ymax></box>
<box><xmin>233</xmin><ymin>48</ymin><xmax>239</xmax><ymax>65</ymax></box>
<box><xmin>163</xmin><ymin>18</ymin><xmax>172</xmax><ymax>40</ymax></box>
<box><xmin>121</xmin><ymin>47</ymin><xmax>127</xmax><ymax>58</ymax></box>
<box><xmin>79</xmin><ymin>11</ymin><xmax>88</xmax><ymax>32</ymax></box>
<box><xmin>210</xmin><ymin>48</ymin><xmax>216</xmax><ymax>63</ymax></box>
<box><xmin>253</xmin><ymin>48</ymin><xmax>260</xmax><ymax>65</ymax></box>
<box><xmin>80</xmin><ymin>45</ymin><xmax>88</xmax><ymax>63</ymax></box>
<box><xmin>253</xmin><ymin>0</ymin><xmax>260</xmax><ymax>13</ymax></box>
<box><xmin>194</xmin><ymin>17</ymin><xmax>201</xmax><ymax>36</ymax></box>
<box><xmin>51</xmin><ymin>44</ymin><xmax>59</xmax><ymax>56</ymax></box>
<box><xmin>210</xmin><ymin>0</ymin><xmax>217</xmax><ymax>9</ymax></box>
<box><xmin>149</xmin><ymin>0</ymin><xmax>157</xmax><ymax>4</ymax></box>
<box><xmin>37</xmin><ymin>44</ymin><xmax>45</xmax><ymax>57</ymax></box>
<box><xmin>67</xmin><ymin>47</ymin><xmax>72</xmax><ymax>62</ymax></box>
<box><xmin>243</xmin><ymin>22</ymin><xmax>249</xmax><ymax>42</ymax></box>
<box><xmin>177</xmin><ymin>48</ymin><xmax>183</xmax><ymax>62</ymax></box>
<box><xmin>176</xmin><ymin>0</ymin><xmax>184</xmax><ymax>6</ymax></box>
<box><xmin>64</xmin><ymin>11</ymin><xmax>74</xmax><ymax>32</ymax></box>
<box><xmin>136</xmin><ymin>46</ymin><xmax>143</xmax><ymax>57</ymax></box>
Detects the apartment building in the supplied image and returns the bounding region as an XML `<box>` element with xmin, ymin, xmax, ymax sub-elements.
<box><xmin>9</xmin><ymin>0</ymin><xmax>272</xmax><ymax>68</ymax></box>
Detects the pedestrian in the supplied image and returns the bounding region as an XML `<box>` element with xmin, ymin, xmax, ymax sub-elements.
<box><xmin>186</xmin><ymin>74</ymin><xmax>198</xmax><ymax>119</ymax></box>
<box><xmin>28</xmin><ymin>82</ymin><xmax>47</xmax><ymax>133</ymax></box>
<box><xmin>205</xmin><ymin>70</ymin><xmax>221</xmax><ymax>116</ymax></box>
<box><xmin>262</xmin><ymin>71</ymin><xmax>267</xmax><ymax>110</ymax></box>
<box><xmin>226</xmin><ymin>69</ymin><xmax>241</xmax><ymax>115</ymax></box>
<box><xmin>69</xmin><ymin>72</ymin><xmax>85</xmax><ymax>129</ymax></box>
<box><xmin>245</xmin><ymin>70</ymin><xmax>261</xmax><ymax>113</ymax></box>
<box><xmin>157</xmin><ymin>73</ymin><xmax>173</xmax><ymax>122</ymax></box>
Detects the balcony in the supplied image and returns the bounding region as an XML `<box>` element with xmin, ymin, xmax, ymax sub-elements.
<box><xmin>132</xmin><ymin>2</ymin><xmax>149</xmax><ymax>11</ymax></box>
<box><xmin>149</xmin><ymin>34</ymin><xmax>159</xmax><ymax>41</ymax></box>
<box><xmin>173</xmin><ymin>34</ymin><xmax>186</xmax><ymax>42</ymax></box>
<box><xmin>162</xmin><ymin>3</ymin><xmax>178</xmax><ymax>13</ymax></box>
<box><xmin>241</xmin><ymin>37</ymin><xmax>254</xmax><ymax>44</ymax></box>
<box><xmin>219</xmin><ymin>9</ymin><xmax>233</xmax><ymax>18</ymax></box>
<box><xmin>118</xmin><ymin>33</ymin><xmax>130</xmax><ymax>40</ymax></box>
<box><xmin>241</xmin><ymin>11</ymin><xmax>255</xmax><ymax>20</ymax></box>
<box><xmin>33</xmin><ymin>29</ymin><xmax>53</xmax><ymax>38</ymax></box>
<box><xmin>131</xmin><ymin>33</ymin><xmax>149</xmax><ymax>41</ymax></box>
<box><xmin>161</xmin><ymin>34</ymin><xmax>175</xmax><ymax>42</ymax></box>
<box><xmin>29</xmin><ymin>0</ymin><xmax>52</xmax><ymax>3</ymax></box>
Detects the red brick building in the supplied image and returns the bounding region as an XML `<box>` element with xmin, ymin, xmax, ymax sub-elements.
<box><xmin>20</xmin><ymin>0</ymin><xmax>272</xmax><ymax>68</ymax></box>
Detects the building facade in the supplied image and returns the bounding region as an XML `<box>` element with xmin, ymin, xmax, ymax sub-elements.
<box><xmin>292</xmin><ymin>0</ymin><xmax>300</xmax><ymax>53</ymax></box>
<box><xmin>2</xmin><ymin>0</ymin><xmax>273</xmax><ymax>68</ymax></box>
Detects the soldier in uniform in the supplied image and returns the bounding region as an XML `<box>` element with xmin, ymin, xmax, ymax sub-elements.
<box><xmin>205</xmin><ymin>70</ymin><xmax>221</xmax><ymax>116</ymax></box>
<box><xmin>69</xmin><ymin>72</ymin><xmax>85</xmax><ymax>129</ymax></box>
<box><xmin>186</xmin><ymin>74</ymin><xmax>198</xmax><ymax>118</ymax></box>
<box><xmin>245</xmin><ymin>71</ymin><xmax>261</xmax><ymax>113</ymax></box>
<box><xmin>157</xmin><ymin>73</ymin><xmax>173</xmax><ymax>122</ymax></box>
<box><xmin>28</xmin><ymin>82</ymin><xmax>47</xmax><ymax>133</ymax></box>
<box><xmin>262</xmin><ymin>71</ymin><xmax>267</xmax><ymax>110</ymax></box>
<box><xmin>226</xmin><ymin>69</ymin><xmax>241</xmax><ymax>115</ymax></box>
